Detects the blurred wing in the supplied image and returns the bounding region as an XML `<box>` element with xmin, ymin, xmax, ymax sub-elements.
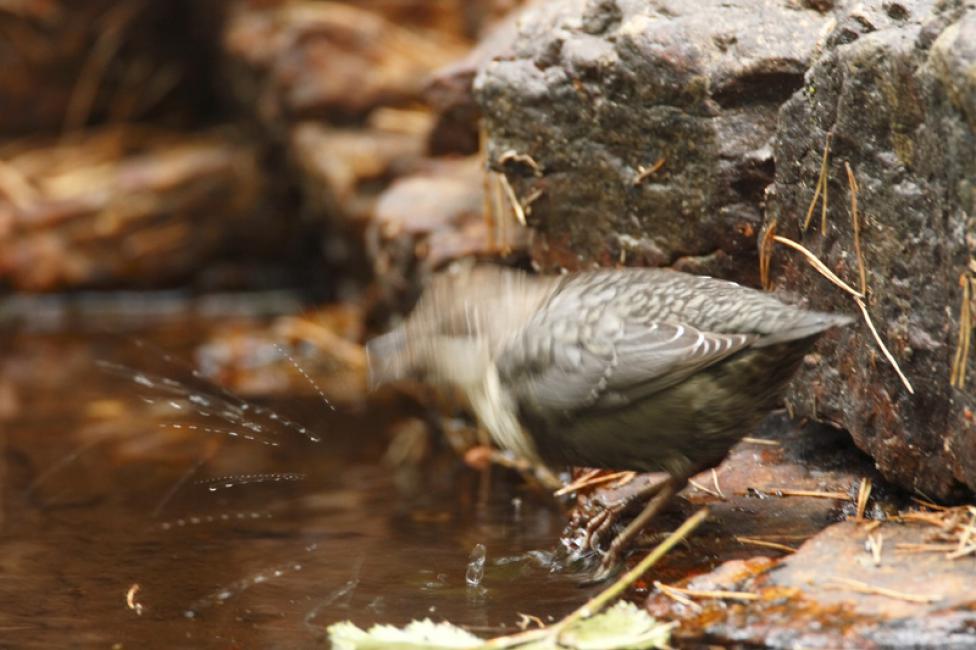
<box><xmin>498</xmin><ymin>318</ymin><xmax>756</xmax><ymax>415</ymax></box>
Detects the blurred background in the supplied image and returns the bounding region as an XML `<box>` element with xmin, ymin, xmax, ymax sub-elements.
<box><xmin>2</xmin><ymin>1</ymin><xmax>975</xmax><ymax>647</ymax></box>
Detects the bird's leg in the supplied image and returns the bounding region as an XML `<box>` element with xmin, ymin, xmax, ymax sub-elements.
<box><xmin>573</xmin><ymin>473</ymin><xmax>670</xmax><ymax>552</ymax></box>
<box><xmin>592</xmin><ymin>477</ymin><xmax>679</xmax><ymax>581</ymax></box>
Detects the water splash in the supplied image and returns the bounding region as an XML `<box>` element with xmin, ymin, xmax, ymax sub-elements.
<box><xmin>274</xmin><ymin>343</ymin><xmax>335</xmax><ymax>413</ymax></box>
<box><xmin>196</xmin><ymin>472</ymin><xmax>306</xmax><ymax>492</ymax></box>
<box><xmin>465</xmin><ymin>543</ymin><xmax>487</xmax><ymax>588</ymax></box>
<box><xmin>184</xmin><ymin>553</ymin><xmax>311</xmax><ymax>618</ymax></box>
<box><xmin>157</xmin><ymin>511</ymin><xmax>273</xmax><ymax>531</ymax></box>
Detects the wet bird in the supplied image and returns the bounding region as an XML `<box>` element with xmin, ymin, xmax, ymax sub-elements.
<box><xmin>367</xmin><ymin>263</ymin><xmax>852</xmax><ymax>578</ymax></box>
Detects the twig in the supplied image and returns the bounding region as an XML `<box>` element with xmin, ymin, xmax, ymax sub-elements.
<box><xmin>771</xmin><ymin>236</ymin><xmax>864</xmax><ymax>298</ymax></box>
<box><xmin>862</xmin><ymin>520</ymin><xmax>883</xmax><ymax>533</ymax></box>
<box><xmin>735</xmin><ymin>536</ymin><xmax>796</xmax><ymax>553</ymax></box>
<box><xmin>855</xmin><ymin>296</ymin><xmax>915</xmax><ymax>394</ymax></box>
<box><xmin>483</xmin><ymin>508</ymin><xmax>709</xmax><ymax>649</ymax></box>
<box><xmin>711</xmin><ymin>468</ymin><xmax>725</xmax><ymax>499</ymax></box>
<box><xmin>759</xmin><ymin>219</ymin><xmax>778</xmax><ymax>290</ymax></box>
<box><xmin>497</xmin><ymin>172</ymin><xmax>527</xmax><ymax>226</ymax></box>
<box><xmin>498</xmin><ymin>150</ymin><xmax>542</xmax><ymax>176</ymax></box>
<box><xmin>950</xmin><ymin>269</ymin><xmax>973</xmax><ymax>389</ymax></box>
<box><xmin>826</xmin><ymin>577</ymin><xmax>941</xmax><ymax>604</ymax></box>
<box><xmin>802</xmin><ymin>134</ymin><xmax>832</xmax><ymax>234</ymax></box>
<box><xmin>771</xmin><ymin>234</ymin><xmax>914</xmax><ymax>394</ymax></box>
<box><xmin>866</xmin><ymin>532</ymin><xmax>883</xmax><ymax>566</ymax></box>
<box><xmin>845</xmin><ymin>162</ymin><xmax>868</xmax><ymax>296</ymax></box>
<box><xmin>855</xmin><ymin>478</ymin><xmax>872</xmax><ymax>522</ymax></box>
<box><xmin>758</xmin><ymin>487</ymin><xmax>849</xmax><ymax>500</ymax></box>
<box><xmin>126</xmin><ymin>583</ymin><xmax>144</xmax><ymax>615</ymax></box>
<box><xmin>741</xmin><ymin>436</ymin><xmax>780</xmax><ymax>446</ymax></box>
<box><xmin>653</xmin><ymin>582</ymin><xmax>759</xmax><ymax>602</ymax></box>
<box><xmin>554</xmin><ymin>469</ymin><xmax>602</xmax><ymax>496</ymax></box>
<box><xmin>653</xmin><ymin>581</ymin><xmax>701</xmax><ymax>610</ymax></box>
<box><xmin>633</xmin><ymin>157</ymin><xmax>666</xmax><ymax>186</ymax></box>
<box><xmin>910</xmin><ymin>496</ymin><xmax>948</xmax><ymax>511</ymax></box>
<box><xmin>689</xmin><ymin>478</ymin><xmax>724</xmax><ymax>499</ymax></box>
<box><xmin>553</xmin><ymin>470</ymin><xmax>634</xmax><ymax>496</ymax></box>
<box><xmin>895</xmin><ymin>542</ymin><xmax>956</xmax><ymax>553</ymax></box>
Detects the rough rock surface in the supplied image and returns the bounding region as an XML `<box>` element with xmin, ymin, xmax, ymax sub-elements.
<box><xmin>474</xmin><ymin>0</ymin><xmax>835</xmax><ymax>280</ymax></box>
<box><xmin>767</xmin><ymin>0</ymin><xmax>976</xmax><ymax>497</ymax></box>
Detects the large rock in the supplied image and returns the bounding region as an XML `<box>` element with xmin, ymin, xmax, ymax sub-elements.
<box><xmin>474</xmin><ymin>0</ymin><xmax>835</xmax><ymax>280</ymax></box>
<box><xmin>767</xmin><ymin>1</ymin><xmax>976</xmax><ymax>497</ymax></box>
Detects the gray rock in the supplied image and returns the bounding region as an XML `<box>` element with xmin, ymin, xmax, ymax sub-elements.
<box><xmin>767</xmin><ymin>0</ymin><xmax>976</xmax><ymax>497</ymax></box>
<box><xmin>474</xmin><ymin>0</ymin><xmax>835</xmax><ymax>279</ymax></box>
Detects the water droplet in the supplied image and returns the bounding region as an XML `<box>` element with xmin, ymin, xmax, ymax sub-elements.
<box><xmin>465</xmin><ymin>544</ymin><xmax>486</xmax><ymax>587</ymax></box>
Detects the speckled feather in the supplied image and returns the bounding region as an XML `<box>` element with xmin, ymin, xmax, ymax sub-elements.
<box><xmin>367</xmin><ymin>265</ymin><xmax>853</xmax><ymax>480</ymax></box>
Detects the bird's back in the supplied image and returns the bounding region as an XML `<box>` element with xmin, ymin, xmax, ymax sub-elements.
<box><xmin>498</xmin><ymin>268</ymin><xmax>852</xmax><ymax>476</ymax></box>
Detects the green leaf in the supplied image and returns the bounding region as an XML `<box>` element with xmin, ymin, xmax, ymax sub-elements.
<box><xmin>555</xmin><ymin>602</ymin><xmax>672</xmax><ymax>650</ymax></box>
<box><xmin>327</xmin><ymin>603</ymin><xmax>671</xmax><ymax>650</ymax></box>
<box><xmin>328</xmin><ymin>618</ymin><xmax>483</xmax><ymax>650</ymax></box>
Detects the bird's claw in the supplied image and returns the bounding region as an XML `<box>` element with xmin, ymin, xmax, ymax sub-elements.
<box><xmin>582</xmin><ymin>501</ymin><xmax>625</xmax><ymax>552</ymax></box>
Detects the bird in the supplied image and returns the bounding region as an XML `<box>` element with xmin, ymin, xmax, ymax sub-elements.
<box><xmin>366</xmin><ymin>262</ymin><xmax>853</xmax><ymax>579</ymax></box>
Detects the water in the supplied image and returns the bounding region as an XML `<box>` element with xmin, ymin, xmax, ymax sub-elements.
<box><xmin>0</xmin><ymin>309</ymin><xmax>599</xmax><ymax>648</ymax></box>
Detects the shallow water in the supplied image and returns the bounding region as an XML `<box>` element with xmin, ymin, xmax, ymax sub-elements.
<box><xmin>0</xmin><ymin>308</ymin><xmax>600</xmax><ymax>648</ymax></box>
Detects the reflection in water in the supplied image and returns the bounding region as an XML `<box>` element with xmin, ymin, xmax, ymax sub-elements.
<box><xmin>0</xmin><ymin>321</ymin><xmax>597</xmax><ymax>648</ymax></box>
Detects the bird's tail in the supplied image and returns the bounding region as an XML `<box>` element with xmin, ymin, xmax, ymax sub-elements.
<box><xmin>755</xmin><ymin>311</ymin><xmax>855</xmax><ymax>347</ymax></box>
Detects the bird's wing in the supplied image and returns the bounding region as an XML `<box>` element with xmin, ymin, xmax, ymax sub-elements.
<box><xmin>497</xmin><ymin>315</ymin><xmax>756</xmax><ymax>415</ymax></box>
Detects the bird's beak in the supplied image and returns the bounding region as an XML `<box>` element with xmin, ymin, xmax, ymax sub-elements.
<box><xmin>365</xmin><ymin>327</ymin><xmax>409</xmax><ymax>390</ymax></box>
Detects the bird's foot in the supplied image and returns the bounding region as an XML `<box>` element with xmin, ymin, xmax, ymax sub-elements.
<box><xmin>583</xmin><ymin>501</ymin><xmax>627</xmax><ymax>553</ymax></box>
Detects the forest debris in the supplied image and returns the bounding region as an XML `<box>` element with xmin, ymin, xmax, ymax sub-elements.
<box><xmin>632</xmin><ymin>157</ymin><xmax>666</xmax><ymax>186</ymax></box>
<box><xmin>771</xmin><ymin>236</ymin><xmax>863</xmax><ymax>298</ymax></box>
<box><xmin>826</xmin><ymin>577</ymin><xmax>941</xmax><ymax>604</ymax></box>
<box><xmin>759</xmin><ymin>218</ymin><xmax>777</xmax><ymax>290</ymax></box>
<box><xmin>855</xmin><ymin>478</ymin><xmax>872</xmax><ymax>522</ymax></box>
<box><xmin>554</xmin><ymin>470</ymin><xmax>635</xmax><ymax>496</ymax></box>
<box><xmin>865</xmin><ymin>532</ymin><xmax>883</xmax><ymax>566</ymax></box>
<box><xmin>735</xmin><ymin>536</ymin><xmax>796</xmax><ymax>554</ymax></box>
<box><xmin>654</xmin><ymin>581</ymin><xmax>759</xmax><ymax>603</ymax></box>
<box><xmin>950</xmin><ymin>263</ymin><xmax>974</xmax><ymax>389</ymax></box>
<box><xmin>497</xmin><ymin>150</ymin><xmax>542</xmax><ymax>176</ymax></box>
<box><xmin>771</xmin><ymin>234</ymin><xmax>914</xmax><ymax>394</ymax></box>
<box><xmin>497</xmin><ymin>172</ymin><xmax>526</xmax><ymax>226</ymax></box>
<box><xmin>126</xmin><ymin>583</ymin><xmax>144</xmax><ymax>615</ymax></box>
<box><xmin>752</xmin><ymin>487</ymin><xmax>849</xmax><ymax>500</ymax></box>
<box><xmin>845</xmin><ymin>162</ymin><xmax>868</xmax><ymax>296</ymax></box>
<box><xmin>854</xmin><ymin>296</ymin><xmax>914</xmax><ymax>393</ymax></box>
<box><xmin>740</xmin><ymin>436</ymin><xmax>780</xmax><ymax>446</ymax></box>
<box><xmin>802</xmin><ymin>133</ymin><xmax>831</xmax><ymax>234</ymax></box>
<box><xmin>895</xmin><ymin>503</ymin><xmax>976</xmax><ymax>560</ymax></box>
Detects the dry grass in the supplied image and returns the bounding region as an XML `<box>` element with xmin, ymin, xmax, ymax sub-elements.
<box><xmin>735</xmin><ymin>536</ymin><xmax>796</xmax><ymax>554</ymax></box>
<box><xmin>654</xmin><ymin>581</ymin><xmax>759</xmax><ymax>603</ymax></box>
<box><xmin>632</xmin><ymin>156</ymin><xmax>666</xmax><ymax>186</ymax></box>
<box><xmin>855</xmin><ymin>477</ymin><xmax>872</xmax><ymax>522</ymax></box>
<box><xmin>554</xmin><ymin>470</ymin><xmax>636</xmax><ymax>496</ymax></box>
<box><xmin>751</xmin><ymin>486</ymin><xmax>850</xmax><ymax>500</ymax></box>
<box><xmin>895</xmin><ymin>502</ymin><xmax>976</xmax><ymax>561</ymax></box>
<box><xmin>759</xmin><ymin>218</ymin><xmax>777</xmax><ymax>290</ymax></box>
<box><xmin>802</xmin><ymin>134</ymin><xmax>832</xmax><ymax>234</ymax></box>
<box><xmin>826</xmin><ymin>577</ymin><xmax>941</xmax><ymax>604</ymax></box>
<box><xmin>950</xmin><ymin>261</ymin><xmax>975</xmax><ymax>389</ymax></box>
<box><xmin>845</xmin><ymin>162</ymin><xmax>868</xmax><ymax>296</ymax></box>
